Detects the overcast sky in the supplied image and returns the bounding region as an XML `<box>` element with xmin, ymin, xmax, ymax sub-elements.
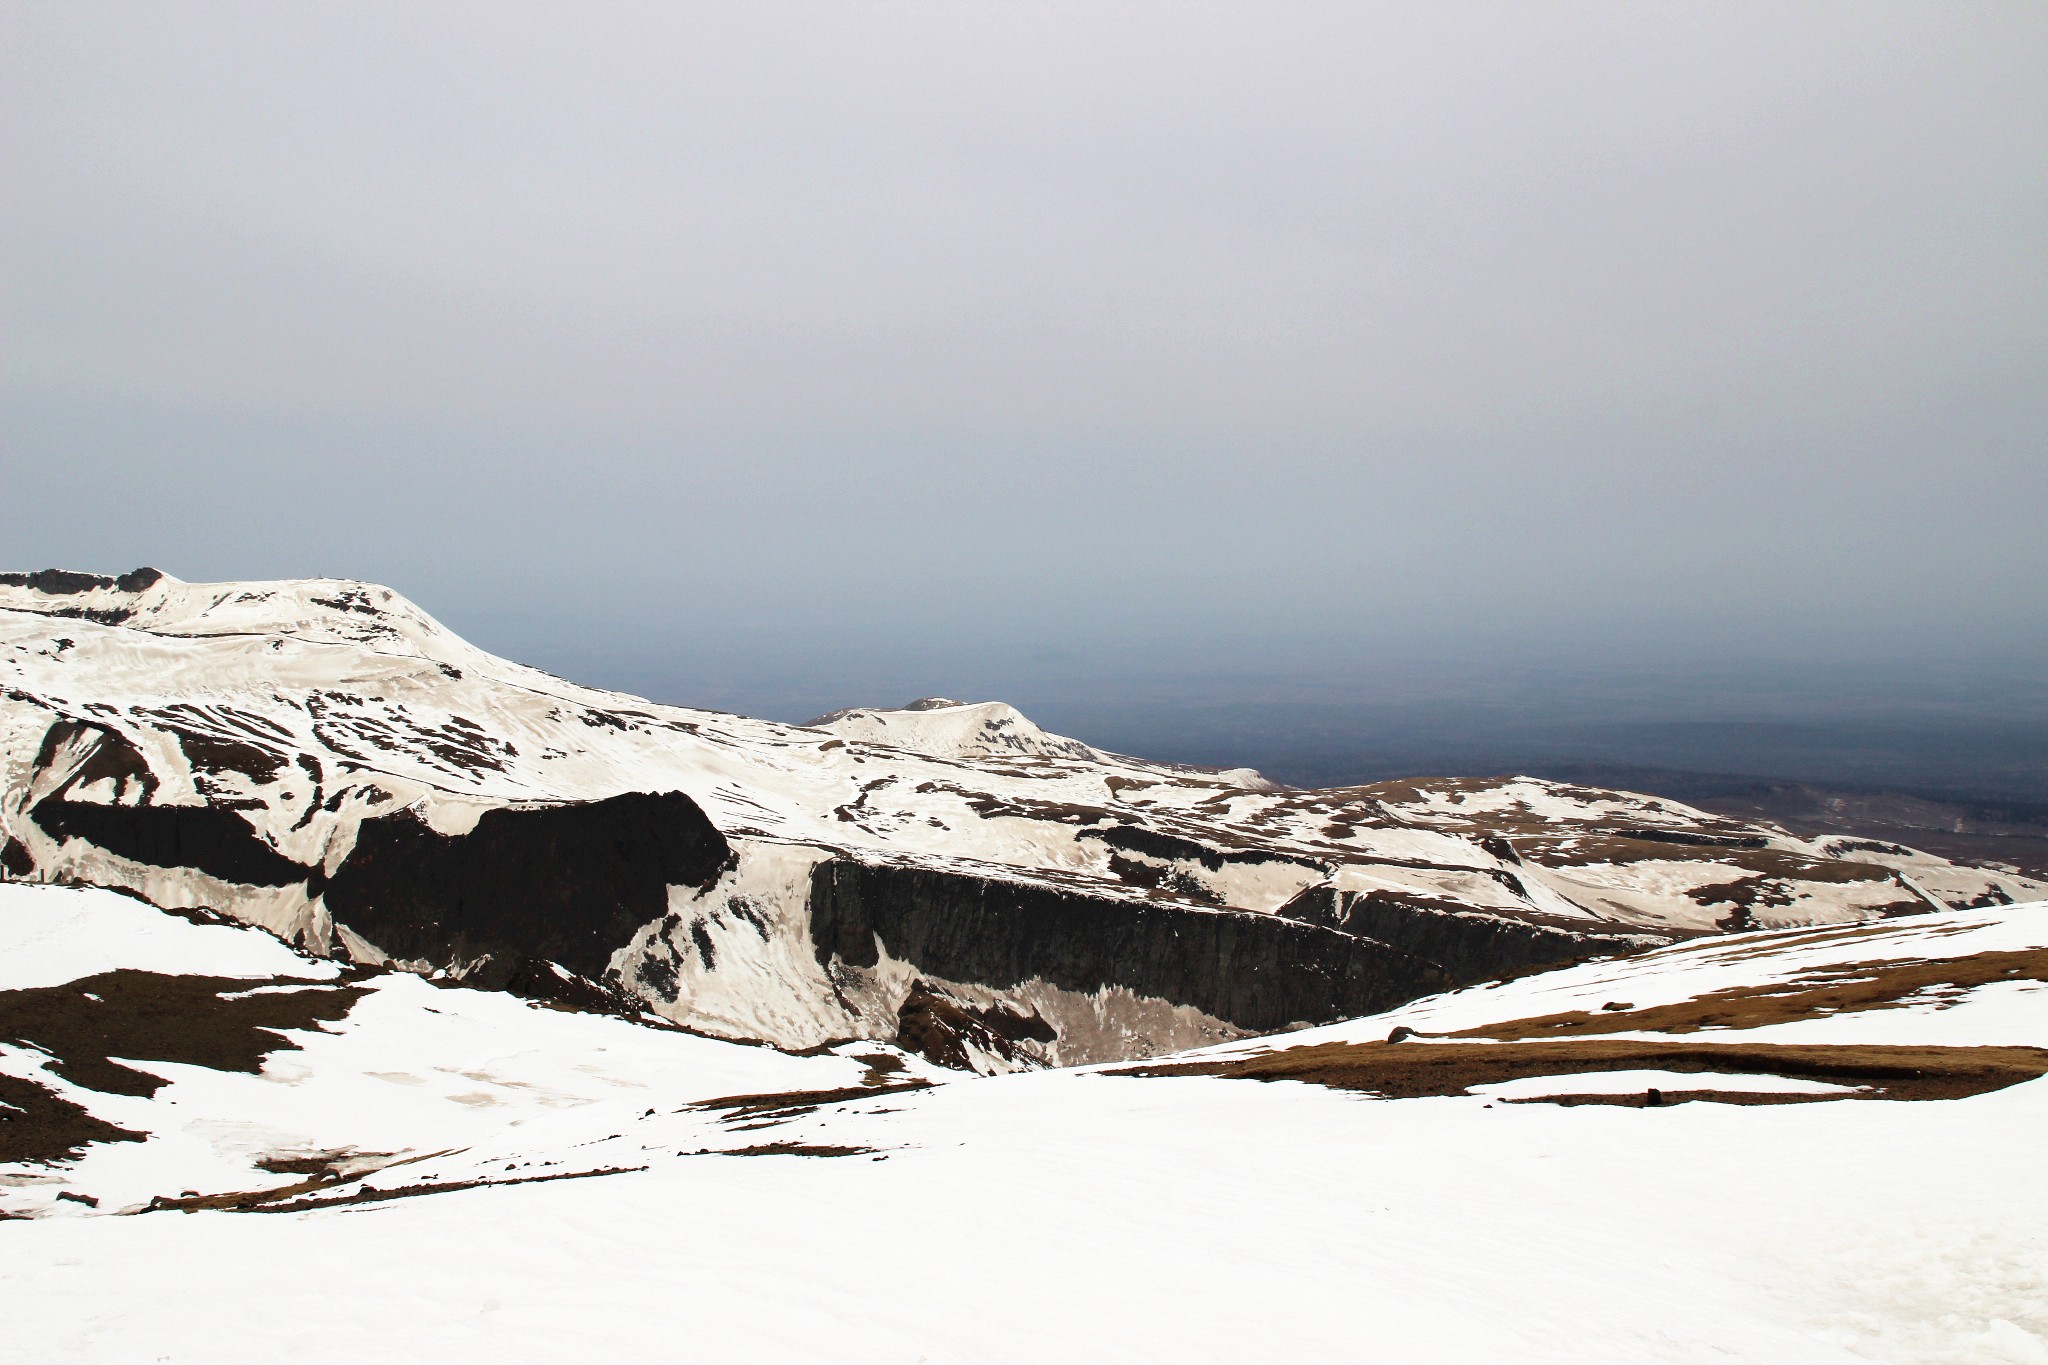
<box><xmin>5</xmin><ymin>1</ymin><xmax>2044</xmax><ymax>716</ymax></box>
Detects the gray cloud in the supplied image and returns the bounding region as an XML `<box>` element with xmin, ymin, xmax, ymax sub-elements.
<box><xmin>5</xmin><ymin>1</ymin><xmax>2045</xmax><ymax>707</ymax></box>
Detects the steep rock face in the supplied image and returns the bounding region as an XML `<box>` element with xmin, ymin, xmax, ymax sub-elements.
<box><xmin>1278</xmin><ymin>885</ymin><xmax>1665</xmax><ymax>985</ymax></box>
<box><xmin>808</xmin><ymin>858</ymin><xmax>1450</xmax><ymax>1038</ymax></box>
<box><xmin>319</xmin><ymin>791</ymin><xmax>732</xmax><ymax>986</ymax></box>
<box><xmin>31</xmin><ymin>798</ymin><xmax>311</xmax><ymax>889</ymax></box>
<box><xmin>25</xmin><ymin>720</ymin><xmax>309</xmax><ymax>888</ymax></box>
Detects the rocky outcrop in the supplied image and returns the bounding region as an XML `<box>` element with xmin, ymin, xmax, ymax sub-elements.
<box><xmin>22</xmin><ymin>720</ymin><xmax>311</xmax><ymax>887</ymax></box>
<box><xmin>0</xmin><ymin>567</ymin><xmax>164</xmax><ymax>595</ymax></box>
<box><xmin>808</xmin><ymin>858</ymin><xmax>1450</xmax><ymax>1036</ymax></box>
<box><xmin>1279</xmin><ymin>885</ymin><xmax>1668</xmax><ymax>984</ymax></box>
<box><xmin>32</xmin><ymin>799</ymin><xmax>312</xmax><ymax>888</ymax></box>
<box><xmin>319</xmin><ymin>792</ymin><xmax>732</xmax><ymax>986</ymax></box>
<box><xmin>894</xmin><ymin>979</ymin><xmax>1058</xmax><ymax>1071</ymax></box>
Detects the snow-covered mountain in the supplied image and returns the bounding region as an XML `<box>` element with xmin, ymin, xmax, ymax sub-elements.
<box><xmin>3</xmin><ymin>568</ymin><xmax>2040</xmax><ymax>1072</ymax></box>
<box><xmin>4</xmin><ymin>879</ymin><xmax>2043</xmax><ymax>1361</ymax></box>
<box><xmin>808</xmin><ymin>696</ymin><xmax>1103</xmax><ymax>763</ymax></box>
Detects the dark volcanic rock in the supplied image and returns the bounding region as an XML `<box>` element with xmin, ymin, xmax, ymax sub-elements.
<box><xmin>496</xmin><ymin>957</ymin><xmax>636</xmax><ymax>1014</ymax></box>
<box><xmin>23</xmin><ymin>717</ymin><xmax>310</xmax><ymax>887</ymax></box>
<box><xmin>1283</xmin><ymin>886</ymin><xmax>1664</xmax><ymax>984</ymax></box>
<box><xmin>895</xmin><ymin>978</ymin><xmax>1057</xmax><ymax>1070</ymax></box>
<box><xmin>33</xmin><ymin>720</ymin><xmax>158</xmax><ymax>804</ymax></box>
<box><xmin>32</xmin><ymin>798</ymin><xmax>312</xmax><ymax>887</ymax></box>
<box><xmin>1079</xmin><ymin>823</ymin><xmax>1319</xmax><ymax>872</ymax></box>
<box><xmin>322</xmin><ymin>791</ymin><xmax>733</xmax><ymax>980</ymax></box>
<box><xmin>1612</xmin><ymin>827</ymin><xmax>1769</xmax><ymax>851</ymax></box>
<box><xmin>808</xmin><ymin>858</ymin><xmax>1450</xmax><ymax>1034</ymax></box>
<box><xmin>0</xmin><ymin>567</ymin><xmax>160</xmax><ymax>595</ymax></box>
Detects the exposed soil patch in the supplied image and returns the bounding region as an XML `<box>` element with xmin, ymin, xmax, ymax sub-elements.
<box><xmin>1504</xmin><ymin>1089</ymin><xmax>1842</xmax><ymax>1108</ymax></box>
<box><xmin>691</xmin><ymin>1080</ymin><xmax>933</xmax><ymax>1121</ymax></box>
<box><xmin>236</xmin><ymin>1164</ymin><xmax>647</xmax><ymax>1214</ymax></box>
<box><xmin>716</xmin><ymin>1143</ymin><xmax>874</xmax><ymax>1158</ymax></box>
<box><xmin>1128</xmin><ymin>1038</ymin><xmax>2048</xmax><ymax>1102</ymax></box>
<box><xmin>1081</xmin><ymin>823</ymin><xmax>1315</xmax><ymax>873</ymax></box>
<box><xmin>1516</xmin><ymin>837</ymin><xmax>1891</xmax><ymax>884</ymax></box>
<box><xmin>0</xmin><ymin>1073</ymin><xmax>145</xmax><ymax>1164</ymax></box>
<box><xmin>142</xmin><ymin>1149</ymin><xmax>439</xmax><ymax>1212</ymax></box>
<box><xmin>1443</xmin><ymin>948</ymin><xmax>2048</xmax><ymax>1041</ymax></box>
<box><xmin>1610</xmin><ymin>827</ymin><xmax>1769</xmax><ymax>849</ymax></box>
<box><xmin>254</xmin><ymin>1149</ymin><xmax>397</xmax><ymax>1179</ymax></box>
<box><xmin>150</xmin><ymin>1172</ymin><xmax>356</xmax><ymax>1213</ymax></box>
<box><xmin>0</xmin><ymin>969</ymin><xmax>368</xmax><ymax>1098</ymax></box>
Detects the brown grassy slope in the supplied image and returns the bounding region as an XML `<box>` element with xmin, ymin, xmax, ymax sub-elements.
<box><xmin>1127</xmin><ymin>1038</ymin><xmax>2048</xmax><ymax>1103</ymax></box>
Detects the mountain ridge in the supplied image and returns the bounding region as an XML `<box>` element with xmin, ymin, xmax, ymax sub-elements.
<box><xmin>4</xmin><ymin>568</ymin><xmax>2040</xmax><ymax>1071</ymax></box>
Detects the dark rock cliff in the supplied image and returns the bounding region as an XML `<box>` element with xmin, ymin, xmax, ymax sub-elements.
<box><xmin>320</xmin><ymin>791</ymin><xmax>732</xmax><ymax>984</ymax></box>
<box><xmin>808</xmin><ymin>858</ymin><xmax>1451</xmax><ymax>1035</ymax></box>
<box><xmin>32</xmin><ymin>799</ymin><xmax>312</xmax><ymax>888</ymax></box>
<box><xmin>24</xmin><ymin>721</ymin><xmax>308</xmax><ymax>886</ymax></box>
<box><xmin>1279</xmin><ymin>885</ymin><xmax>1667</xmax><ymax>985</ymax></box>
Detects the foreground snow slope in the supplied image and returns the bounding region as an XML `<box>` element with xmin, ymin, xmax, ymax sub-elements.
<box><xmin>5</xmin><ymin>568</ymin><xmax>2038</xmax><ymax>1070</ymax></box>
<box><xmin>3</xmin><ymin>883</ymin><xmax>2043</xmax><ymax>1363</ymax></box>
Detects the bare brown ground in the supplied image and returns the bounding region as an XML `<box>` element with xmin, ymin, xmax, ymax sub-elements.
<box><xmin>1510</xmin><ymin>1089</ymin><xmax>1830</xmax><ymax>1108</ymax></box>
<box><xmin>143</xmin><ymin>1138</ymin><xmax>873</xmax><ymax>1216</ymax></box>
<box><xmin>241</xmin><ymin>1164</ymin><xmax>648</xmax><ymax>1214</ymax></box>
<box><xmin>1701</xmin><ymin>919</ymin><xmax>1924</xmax><ymax>963</ymax></box>
<box><xmin>691</xmin><ymin>1079</ymin><xmax>932</xmax><ymax>1120</ymax></box>
<box><xmin>0</xmin><ymin>969</ymin><xmax>367</xmax><ymax>1163</ymax></box>
<box><xmin>143</xmin><ymin>1148</ymin><xmax>451</xmax><ymax>1212</ymax></box>
<box><xmin>0</xmin><ymin>1073</ymin><xmax>143</xmax><ymax>1164</ymax></box>
<box><xmin>1126</xmin><ymin>1038</ymin><xmax>2048</xmax><ymax>1103</ymax></box>
<box><xmin>1128</xmin><ymin>942</ymin><xmax>2048</xmax><ymax>1104</ymax></box>
<box><xmin>0</xmin><ymin>970</ymin><xmax>367</xmax><ymax>1100</ymax></box>
<box><xmin>135</xmin><ymin>1151</ymin><xmax>645</xmax><ymax>1215</ymax></box>
<box><xmin>252</xmin><ymin>1148</ymin><xmax>398</xmax><ymax>1178</ymax></box>
<box><xmin>715</xmin><ymin>1143</ymin><xmax>875</xmax><ymax>1158</ymax></box>
<box><xmin>1444</xmin><ymin>948</ymin><xmax>2048</xmax><ymax>1041</ymax></box>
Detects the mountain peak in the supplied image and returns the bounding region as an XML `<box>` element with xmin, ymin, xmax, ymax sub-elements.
<box><xmin>806</xmin><ymin>697</ymin><xmax>1100</xmax><ymax>763</ymax></box>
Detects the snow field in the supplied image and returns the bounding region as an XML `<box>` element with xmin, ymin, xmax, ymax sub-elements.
<box><xmin>4</xmin><ymin>1064</ymin><xmax>2043</xmax><ymax>1363</ymax></box>
<box><xmin>3</xmin><ymin>884</ymin><xmax>2044</xmax><ymax>1362</ymax></box>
